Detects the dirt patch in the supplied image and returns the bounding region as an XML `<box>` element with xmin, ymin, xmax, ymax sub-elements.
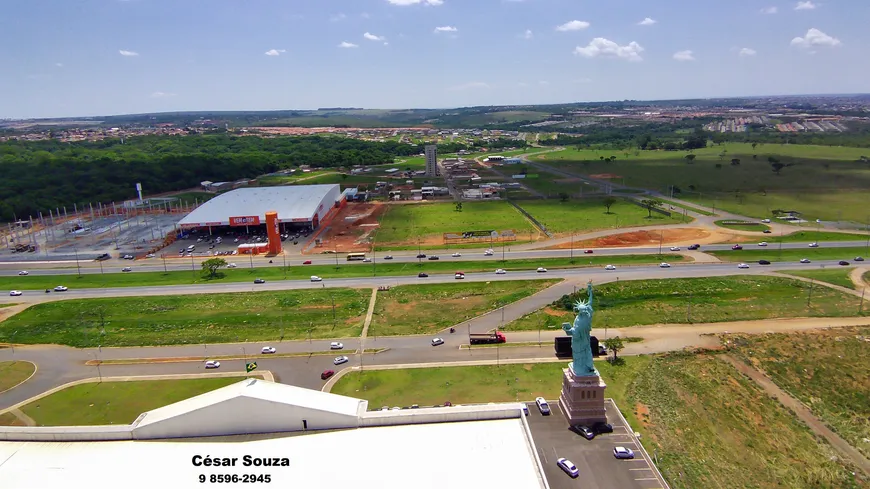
<box><xmin>545</xmin><ymin>227</ymin><xmax>755</xmax><ymax>249</ymax></box>
<box><xmin>306</xmin><ymin>202</ymin><xmax>388</xmax><ymax>254</ymax></box>
<box><xmin>635</xmin><ymin>402</ymin><xmax>651</xmax><ymax>429</ymax></box>
<box><xmin>588</xmin><ymin>173</ymin><xmax>623</xmax><ymax>179</ymax></box>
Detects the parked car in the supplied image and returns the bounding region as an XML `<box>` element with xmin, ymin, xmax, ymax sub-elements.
<box><xmin>333</xmin><ymin>355</ymin><xmax>349</xmax><ymax>365</ymax></box>
<box><xmin>613</xmin><ymin>447</ymin><xmax>635</xmax><ymax>459</ymax></box>
<box><xmin>495</xmin><ymin>268</ymin><xmax>506</xmax><ymax>274</ymax></box>
<box><xmin>321</xmin><ymin>370</ymin><xmax>335</xmax><ymax>380</ymax></box>
<box><xmin>575</xmin><ymin>425</ymin><xmax>595</xmax><ymax>440</ymax></box>
<box><xmin>535</xmin><ymin>397</ymin><xmax>551</xmax><ymax>415</ymax></box>
<box><xmin>669</xmin><ymin>246</ymin><xmax>681</xmax><ymax>251</ymax></box>
<box><xmin>9</xmin><ymin>290</ymin><xmax>22</xmax><ymax>296</ymax></box>
<box><xmin>758</xmin><ymin>242</ymin><xmax>768</xmax><ymax>247</ymax></box>
<box><xmin>522</xmin><ymin>406</ymin><xmax>529</xmax><ymax>416</ymax></box>
<box><xmin>536</xmin><ymin>267</ymin><xmax>548</xmax><ymax>273</ymax></box>
<box><xmin>431</xmin><ymin>337</ymin><xmax>444</xmax><ymax>346</ymax></box>
<box><xmin>254</xmin><ymin>278</ymin><xmax>266</xmax><ymax>284</ymax></box>
<box><xmin>310</xmin><ymin>276</ymin><xmax>322</xmax><ymax>282</ymax></box>
<box><xmin>687</xmin><ymin>244</ymin><xmax>700</xmax><ymax>250</ymax></box>
<box><xmin>839</xmin><ymin>260</ymin><xmax>850</xmax><ymax>266</ymax></box>
<box><xmin>383</xmin><ymin>255</ymin><xmax>393</xmax><ymax>260</ymax></box>
<box><xmin>451</xmin><ymin>252</ymin><xmax>461</xmax><ymax>257</ymax></box>
<box><xmin>659</xmin><ymin>263</ymin><xmax>671</xmax><ymax>268</ymax></box>
<box><xmin>593</xmin><ymin>422</ymin><xmax>614</xmax><ymax>434</ymax></box>
<box><xmin>605</xmin><ymin>264</ymin><xmax>616</xmax><ymax>271</ymax></box>
<box><xmin>809</xmin><ymin>242</ymin><xmax>819</xmax><ymax>248</ymax></box>
<box><xmin>121</xmin><ymin>267</ymin><xmax>132</xmax><ymax>272</ymax></box>
<box><xmin>732</xmin><ymin>245</ymin><xmax>743</xmax><ymax>250</ymax></box>
<box><xmin>330</xmin><ymin>342</ymin><xmax>344</xmax><ymax>350</ymax></box>
<box><xmin>18</xmin><ymin>271</ymin><xmax>28</xmax><ymax>276</ymax></box>
<box><xmin>53</xmin><ymin>285</ymin><xmax>68</xmax><ymax>292</ymax></box>
<box><xmin>800</xmin><ymin>258</ymin><xmax>811</xmax><ymax>263</ymax></box>
<box><xmin>261</xmin><ymin>346</ymin><xmax>276</xmax><ymax>354</ymax></box>
<box><xmin>737</xmin><ymin>263</ymin><xmax>750</xmax><ymax>269</ymax></box>
<box><xmin>205</xmin><ymin>360</ymin><xmax>220</xmax><ymax>369</ymax></box>
<box><xmin>556</xmin><ymin>458</ymin><xmax>580</xmax><ymax>478</ymax></box>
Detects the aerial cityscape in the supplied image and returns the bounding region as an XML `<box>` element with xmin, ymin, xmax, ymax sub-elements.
<box><xmin>1</xmin><ymin>1</ymin><xmax>869</xmax><ymax>488</ymax></box>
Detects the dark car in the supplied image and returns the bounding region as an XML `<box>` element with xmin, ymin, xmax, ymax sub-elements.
<box><xmin>839</xmin><ymin>260</ymin><xmax>850</xmax><ymax>266</ymax></box>
<box><xmin>418</xmin><ymin>272</ymin><xmax>429</xmax><ymax>278</ymax></box>
<box><xmin>758</xmin><ymin>260</ymin><xmax>771</xmax><ymax>265</ymax></box>
<box><xmin>732</xmin><ymin>245</ymin><xmax>743</xmax><ymax>250</ymax></box>
<box><xmin>522</xmin><ymin>406</ymin><xmax>530</xmax><ymax>416</ymax></box>
<box><xmin>416</xmin><ymin>253</ymin><xmax>426</xmax><ymax>259</ymax></box>
<box><xmin>254</xmin><ymin>278</ymin><xmax>266</xmax><ymax>284</ymax></box>
<box><xmin>763</xmin><ymin>229</ymin><xmax>772</xmax><ymax>234</ymax></box>
<box><xmin>574</xmin><ymin>425</ymin><xmax>595</xmax><ymax>440</ymax></box>
<box><xmin>855</xmin><ymin>256</ymin><xmax>865</xmax><ymax>262</ymax></box>
<box><xmin>320</xmin><ymin>370</ymin><xmax>335</xmax><ymax>380</ymax></box>
<box><xmin>428</xmin><ymin>256</ymin><xmax>440</xmax><ymax>261</ymax></box>
<box><xmin>687</xmin><ymin>244</ymin><xmax>700</xmax><ymax>250</ymax></box>
<box><xmin>584</xmin><ymin>249</ymin><xmax>594</xmax><ymax>254</ymax></box>
<box><xmin>593</xmin><ymin>422</ymin><xmax>614</xmax><ymax>434</ymax></box>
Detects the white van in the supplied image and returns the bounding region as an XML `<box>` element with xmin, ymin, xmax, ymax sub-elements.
<box><xmin>187</xmin><ymin>245</ymin><xmax>196</xmax><ymax>252</ymax></box>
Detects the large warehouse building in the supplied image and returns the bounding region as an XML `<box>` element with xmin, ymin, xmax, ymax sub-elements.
<box><xmin>178</xmin><ymin>185</ymin><xmax>344</xmax><ymax>232</ymax></box>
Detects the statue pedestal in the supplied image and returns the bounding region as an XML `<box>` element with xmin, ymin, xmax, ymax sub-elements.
<box><xmin>559</xmin><ymin>366</ymin><xmax>607</xmax><ymax>426</ymax></box>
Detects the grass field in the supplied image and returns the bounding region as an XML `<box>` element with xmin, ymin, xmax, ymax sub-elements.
<box><xmin>0</xmin><ymin>361</ymin><xmax>35</xmax><ymax>392</ymax></box>
<box><xmin>658</xmin><ymin>199</ymin><xmax>715</xmax><ymax>216</ymax></box>
<box><xmin>776</xmin><ymin>231</ymin><xmax>870</xmax><ymax>243</ymax></box>
<box><xmin>714</xmin><ymin>219</ymin><xmax>770</xmax><ymax>232</ymax></box>
<box><xmin>708</xmin><ymin>246</ymin><xmax>868</xmax><ymax>262</ymax></box>
<box><xmin>782</xmin><ymin>268</ymin><xmax>858</xmax><ymax>289</ymax></box>
<box><xmin>504</xmin><ymin>276</ymin><xmax>866</xmax><ymax>331</ymax></box>
<box><xmin>0</xmin><ymin>378</ymin><xmax>246</xmax><ymax>426</ymax></box>
<box><xmin>629</xmin><ymin>352</ymin><xmax>862</xmax><ymax>489</ymax></box>
<box><xmin>0</xmin><ymin>255</ymin><xmax>685</xmax><ymax>291</ymax></box>
<box><xmin>728</xmin><ymin>327</ymin><xmax>870</xmax><ymax>460</ymax></box>
<box><xmin>534</xmin><ymin>143</ymin><xmax>870</xmax><ymax>222</ymax></box>
<box><xmin>368</xmin><ymin>280</ymin><xmax>558</xmax><ymax>336</ymax></box>
<box><xmin>169</xmin><ymin>191</ymin><xmax>214</xmax><ymax>205</ymax></box>
<box><xmin>518</xmin><ymin>199</ymin><xmax>686</xmax><ymax>236</ymax></box>
<box><xmin>332</xmin><ymin>353</ymin><xmax>863</xmax><ymax>488</ymax></box>
<box><xmin>375</xmin><ymin>202</ymin><xmax>536</xmax><ymax>246</ymax></box>
<box><xmin>0</xmin><ymin>289</ymin><xmax>371</xmax><ymax>347</ymax></box>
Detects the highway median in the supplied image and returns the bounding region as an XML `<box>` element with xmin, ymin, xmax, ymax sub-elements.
<box><xmin>84</xmin><ymin>348</ymin><xmax>388</xmax><ymax>366</ymax></box>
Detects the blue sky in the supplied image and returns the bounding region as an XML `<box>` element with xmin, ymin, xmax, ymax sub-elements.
<box><xmin>1</xmin><ymin>0</ymin><xmax>867</xmax><ymax>118</ymax></box>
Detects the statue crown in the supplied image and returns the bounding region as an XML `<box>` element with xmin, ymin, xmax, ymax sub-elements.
<box><xmin>573</xmin><ymin>299</ymin><xmax>590</xmax><ymax>312</ymax></box>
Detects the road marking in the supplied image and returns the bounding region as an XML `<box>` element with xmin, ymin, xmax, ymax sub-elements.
<box><xmin>630</xmin><ymin>468</ymin><xmax>653</xmax><ymax>471</ymax></box>
<box><xmin>634</xmin><ymin>478</ymin><xmax>660</xmax><ymax>481</ymax></box>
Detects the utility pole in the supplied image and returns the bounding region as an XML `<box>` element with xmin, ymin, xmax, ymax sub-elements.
<box><xmin>74</xmin><ymin>246</ymin><xmax>81</xmax><ymax>277</ymax></box>
<box><xmin>687</xmin><ymin>290</ymin><xmax>693</xmax><ymax>323</ymax></box>
<box><xmin>859</xmin><ymin>286</ymin><xmax>866</xmax><ymax>315</ymax></box>
<box><xmin>570</xmin><ymin>233</ymin><xmax>574</xmax><ymax>263</ymax></box>
<box><xmin>807</xmin><ymin>279</ymin><xmax>814</xmax><ymax>309</ymax></box>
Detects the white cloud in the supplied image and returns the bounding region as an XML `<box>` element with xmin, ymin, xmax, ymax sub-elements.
<box><xmin>573</xmin><ymin>38</ymin><xmax>644</xmax><ymax>61</ymax></box>
<box><xmin>338</xmin><ymin>41</ymin><xmax>359</xmax><ymax>48</ymax></box>
<box><xmin>673</xmin><ymin>50</ymin><xmax>695</xmax><ymax>61</ymax></box>
<box><xmin>264</xmin><ymin>49</ymin><xmax>286</xmax><ymax>56</ymax></box>
<box><xmin>791</xmin><ymin>28</ymin><xmax>841</xmax><ymax>48</ymax></box>
<box><xmin>119</xmin><ymin>50</ymin><xmax>139</xmax><ymax>56</ymax></box>
<box><xmin>739</xmin><ymin>47</ymin><xmax>757</xmax><ymax>57</ymax></box>
<box><xmin>55</xmin><ymin>63</ymin><xmax>64</xmax><ymax>67</ymax></box>
<box><xmin>760</xmin><ymin>6</ymin><xmax>778</xmax><ymax>14</ymax></box>
<box><xmin>363</xmin><ymin>32</ymin><xmax>386</xmax><ymax>42</ymax></box>
<box><xmin>386</xmin><ymin>0</ymin><xmax>443</xmax><ymax>5</ymax></box>
<box><xmin>795</xmin><ymin>1</ymin><xmax>816</xmax><ymax>10</ymax></box>
<box><xmin>434</xmin><ymin>26</ymin><xmax>458</xmax><ymax>33</ymax></box>
<box><xmin>637</xmin><ymin>17</ymin><xmax>657</xmax><ymax>26</ymax></box>
<box><xmin>330</xmin><ymin>13</ymin><xmax>346</xmax><ymax>21</ymax></box>
<box><xmin>522</xmin><ymin>29</ymin><xmax>533</xmax><ymax>40</ymax></box>
<box><xmin>151</xmin><ymin>92</ymin><xmax>176</xmax><ymax>98</ymax></box>
<box><xmin>449</xmin><ymin>81</ymin><xmax>489</xmax><ymax>90</ymax></box>
<box><xmin>556</xmin><ymin>20</ymin><xmax>590</xmax><ymax>32</ymax></box>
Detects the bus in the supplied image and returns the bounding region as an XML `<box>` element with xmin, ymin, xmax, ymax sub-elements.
<box><xmin>346</xmin><ymin>253</ymin><xmax>367</xmax><ymax>261</ymax></box>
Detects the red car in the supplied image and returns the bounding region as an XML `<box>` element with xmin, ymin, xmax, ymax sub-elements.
<box><xmin>303</xmin><ymin>260</ymin><xmax>312</xmax><ymax>265</ymax></box>
<box><xmin>584</xmin><ymin>250</ymin><xmax>594</xmax><ymax>254</ymax></box>
<box><xmin>321</xmin><ymin>370</ymin><xmax>335</xmax><ymax>380</ymax></box>
<box><xmin>732</xmin><ymin>245</ymin><xmax>743</xmax><ymax>250</ymax></box>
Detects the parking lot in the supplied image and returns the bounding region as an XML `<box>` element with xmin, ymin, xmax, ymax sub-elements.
<box><xmin>525</xmin><ymin>399</ymin><xmax>667</xmax><ymax>489</ymax></box>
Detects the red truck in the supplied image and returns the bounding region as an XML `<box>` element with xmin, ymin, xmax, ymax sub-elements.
<box><xmin>469</xmin><ymin>331</ymin><xmax>507</xmax><ymax>345</ymax></box>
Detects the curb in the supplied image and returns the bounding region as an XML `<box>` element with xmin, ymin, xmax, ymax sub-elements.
<box><xmin>0</xmin><ymin>370</ymin><xmax>273</xmax><ymax>417</ymax></box>
<box><xmin>0</xmin><ymin>360</ymin><xmax>38</xmax><ymax>395</ymax></box>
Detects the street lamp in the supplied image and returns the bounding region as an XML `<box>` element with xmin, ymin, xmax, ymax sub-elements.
<box><xmin>74</xmin><ymin>246</ymin><xmax>81</xmax><ymax>277</ymax></box>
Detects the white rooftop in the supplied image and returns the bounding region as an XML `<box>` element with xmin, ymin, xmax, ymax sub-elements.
<box><xmin>0</xmin><ymin>419</ymin><xmax>544</xmax><ymax>489</ymax></box>
<box><xmin>178</xmin><ymin>185</ymin><xmax>339</xmax><ymax>226</ymax></box>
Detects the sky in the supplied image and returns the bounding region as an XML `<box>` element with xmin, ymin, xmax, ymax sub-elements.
<box><xmin>1</xmin><ymin>0</ymin><xmax>868</xmax><ymax>119</ymax></box>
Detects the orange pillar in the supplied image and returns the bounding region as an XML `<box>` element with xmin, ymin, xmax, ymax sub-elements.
<box><xmin>266</xmin><ymin>211</ymin><xmax>282</xmax><ymax>255</ymax></box>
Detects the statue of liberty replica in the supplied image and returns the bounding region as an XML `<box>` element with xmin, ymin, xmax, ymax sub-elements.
<box><xmin>558</xmin><ymin>281</ymin><xmax>607</xmax><ymax>426</ymax></box>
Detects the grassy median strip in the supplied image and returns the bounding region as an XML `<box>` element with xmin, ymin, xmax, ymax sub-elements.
<box><xmin>0</xmin><ymin>254</ymin><xmax>686</xmax><ymax>290</ymax></box>
<box><xmin>0</xmin><ymin>361</ymin><xmax>36</xmax><ymax>392</ymax></box>
<box><xmin>781</xmin><ymin>268</ymin><xmax>858</xmax><ymax>290</ymax></box>
<box><xmin>86</xmin><ymin>348</ymin><xmax>387</xmax><ymax>366</ymax></box>
<box><xmin>504</xmin><ymin>276</ymin><xmax>867</xmax><ymax>331</ymax></box>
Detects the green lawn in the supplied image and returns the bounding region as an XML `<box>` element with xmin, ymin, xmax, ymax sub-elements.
<box><xmin>0</xmin><ymin>361</ymin><xmax>36</xmax><ymax>392</ymax></box>
<box><xmin>727</xmin><ymin>327</ymin><xmax>870</xmax><ymax>460</ymax></box>
<box><xmin>504</xmin><ymin>276</ymin><xmax>866</xmax><ymax>331</ymax></box>
<box><xmin>685</xmin><ymin>191</ymin><xmax>870</xmax><ymax>224</ymax></box>
<box><xmin>782</xmin><ymin>268</ymin><xmax>858</xmax><ymax>289</ymax></box>
<box><xmin>4</xmin><ymin>378</ymin><xmax>246</xmax><ymax>426</ymax></box>
<box><xmin>368</xmin><ymin>280</ymin><xmax>559</xmax><ymax>336</ymax></box>
<box><xmin>0</xmin><ymin>254</ymin><xmax>686</xmax><ymax>291</ymax></box>
<box><xmin>776</xmin><ymin>231</ymin><xmax>870</xmax><ymax>243</ymax></box>
<box><xmin>630</xmin><ymin>353</ymin><xmax>862</xmax><ymax>489</ymax></box>
<box><xmin>714</xmin><ymin>220</ymin><xmax>771</xmax><ymax>232</ymax></box>
<box><xmin>658</xmin><ymin>199</ymin><xmax>715</xmax><ymax>216</ymax></box>
<box><xmin>169</xmin><ymin>191</ymin><xmax>214</xmax><ymax>206</ymax></box>
<box><xmin>0</xmin><ymin>289</ymin><xmax>371</xmax><ymax>347</ymax></box>
<box><xmin>376</xmin><ymin>202</ymin><xmax>536</xmax><ymax>246</ymax></box>
<box><xmin>518</xmin><ymin>199</ymin><xmax>686</xmax><ymax>236</ymax></box>
<box><xmin>708</xmin><ymin>246</ymin><xmax>868</xmax><ymax>262</ymax></box>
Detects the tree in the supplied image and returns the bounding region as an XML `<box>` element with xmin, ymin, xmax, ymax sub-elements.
<box><xmin>685</xmin><ymin>154</ymin><xmax>696</xmax><ymax>163</ymax></box>
<box><xmin>640</xmin><ymin>198</ymin><xmax>663</xmax><ymax>218</ymax></box>
<box><xmin>771</xmin><ymin>162</ymin><xmax>785</xmax><ymax>175</ymax></box>
<box><xmin>603</xmin><ymin>336</ymin><xmax>625</xmax><ymax>362</ymax></box>
<box><xmin>558</xmin><ymin>192</ymin><xmax>570</xmax><ymax>203</ymax></box>
<box><xmin>730</xmin><ymin>158</ymin><xmax>740</xmax><ymax>166</ymax></box>
<box><xmin>201</xmin><ymin>258</ymin><xmax>228</xmax><ymax>278</ymax></box>
<box><xmin>602</xmin><ymin>196</ymin><xmax>617</xmax><ymax>213</ymax></box>
<box><xmin>454</xmin><ymin>202</ymin><xmax>463</xmax><ymax>212</ymax></box>
<box><xmin>751</xmin><ymin>142</ymin><xmax>757</xmax><ymax>150</ymax></box>
<box><xmin>340</xmin><ymin>173</ymin><xmax>348</xmax><ymax>180</ymax></box>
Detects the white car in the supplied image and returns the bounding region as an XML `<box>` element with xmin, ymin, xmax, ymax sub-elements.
<box><xmin>536</xmin><ymin>267</ymin><xmax>548</xmax><ymax>273</ymax></box>
<box><xmin>669</xmin><ymin>246</ymin><xmax>681</xmax><ymax>251</ymax></box>
<box><xmin>451</xmin><ymin>252</ymin><xmax>461</xmax><ymax>257</ymax></box>
<box><xmin>809</xmin><ymin>242</ymin><xmax>819</xmax><ymax>248</ymax></box>
<box><xmin>18</xmin><ymin>271</ymin><xmax>28</xmax><ymax>276</ymax></box>
<box><xmin>333</xmin><ymin>355</ymin><xmax>349</xmax><ymax>365</ymax></box>
<box><xmin>484</xmin><ymin>250</ymin><xmax>494</xmax><ymax>256</ymax></box>
<box><xmin>145</xmin><ymin>253</ymin><xmax>155</xmax><ymax>258</ymax></box>
<box><xmin>659</xmin><ymin>263</ymin><xmax>671</xmax><ymax>268</ymax></box>
<box><xmin>227</xmin><ymin>263</ymin><xmax>237</xmax><ymax>268</ymax></box>
<box><xmin>362</xmin><ymin>258</ymin><xmax>371</xmax><ymax>263</ymax></box>
<box><xmin>737</xmin><ymin>263</ymin><xmax>750</xmax><ymax>269</ymax></box>
<box><xmin>495</xmin><ymin>268</ymin><xmax>506</xmax><ymax>274</ymax></box>
<box><xmin>613</xmin><ymin>447</ymin><xmax>635</xmax><ymax>459</ymax></box>
<box><xmin>384</xmin><ymin>255</ymin><xmax>393</xmax><ymax>260</ymax></box>
<box><xmin>800</xmin><ymin>258</ymin><xmax>811</xmax><ymax>263</ymax></box>
<box><xmin>761</xmin><ymin>219</ymin><xmax>771</xmax><ymax>223</ymax></box>
<box><xmin>535</xmin><ymin>397</ymin><xmax>551</xmax><ymax>415</ymax></box>
<box><xmin>53</xmin><ymin>285</ymin><xmax>68</xmax><ymax>292</ymax></box>
<box><xmin>556</xmin><ymin>458</ymin><xmax>579</xmax><ymax>478</ymax></box>
<box><xmin>330</xmin><ymin>342</ymin><xmax>344</xmax><ymax>350</ymax></box>
<box><xmin>261</xmin><ymin>346</ymin><xmax>276</xmax><ymax>354</ymax></box>
<box><xmin>121</xmin><ymin>267</ymin><xmax>132</xmax><ymax>272</ymax></box>
<box><xmin>605</xmin><ymin>265</ymin><xmax>616</xmax><ymax>271</ymax></box>
<box><xmin>431</xmin><ymin>337</ymin><xmax>444</xmax><ymax>346</ymax></box>
<box><xmin>310</xmin><ymin>276</ymin><xmax>323</xmax><ymax>282</ymax></box>
<box><xmin>205</xmin><ymin>360</ymin><xmax>220</xmax><ymax>369</ymax></box>
<box><xmin>9</xmin><ymin>290</ymin><xmax>22</xmax><ymax>296</ymax></box>
<box><xmin>758</xmin><ymin>242</ymin><xmax>768</xmax><ymax>247</ymax></box>
<box><xmin>454</xmin><ymin>272</ymin><xmax>465</xmax><ymax>279</ymax></box>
